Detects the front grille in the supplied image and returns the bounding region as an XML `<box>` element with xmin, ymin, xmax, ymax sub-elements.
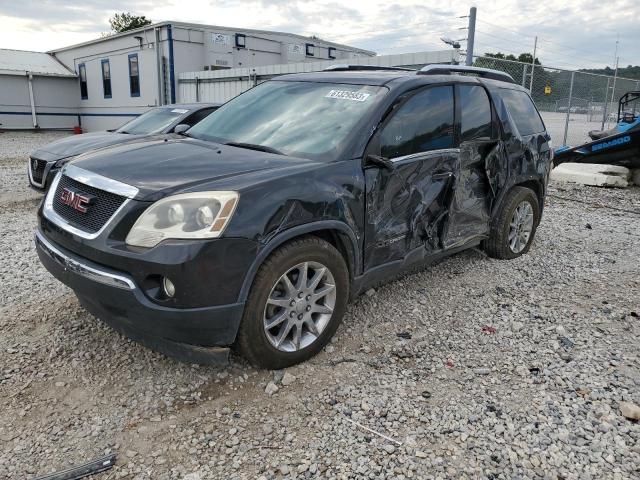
<box><xmin>30</xmin><ymin>157</ymin><xmax>47</xmax><ymax>184</ymax></box>
<box><xmin>52</xmin><ymin>175</ymin><xmax>127</xmax><ymax>233</ymax></box>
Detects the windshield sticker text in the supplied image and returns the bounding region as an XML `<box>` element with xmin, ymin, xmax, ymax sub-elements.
<box><xmin>325</xmin><ymin>90</ymin><xmax>371</xmax><ymax>102</ymax></box>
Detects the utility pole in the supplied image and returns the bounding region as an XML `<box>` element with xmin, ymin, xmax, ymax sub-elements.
<box><xmin>465</xmin><ymin>6</ymin><xmax>476</xmax><ymax>66</ymax></box>
<box><xmin>528</xmin><ymin>36</ymin><xmax>537</xmax><ymax>92</ymax></box>
<box><xmin>601</xmin><ymin>36</ymin><xmax>620</xmax><ymax>129</ymax></box>
<box><xmin>610</xmin><ymin>56</ymin><xmax>620</xmax><ymax>116</ymax></box>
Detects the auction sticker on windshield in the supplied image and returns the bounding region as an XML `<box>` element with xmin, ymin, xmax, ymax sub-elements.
<box><xmin>171</xmin><ymin>109</ymin><xmax>189</xmax><ymax>114</ymax></box>
<box><xmin>325</xmin><ymin>90</ymin><xmax>371</xmax><ymax>102</ymax></box>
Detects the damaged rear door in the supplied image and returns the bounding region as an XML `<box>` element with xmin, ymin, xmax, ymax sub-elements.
<box><xmin>363</xmin><ymin>82</ymin><xmax>505</xmax><ymax>271</ymax></box>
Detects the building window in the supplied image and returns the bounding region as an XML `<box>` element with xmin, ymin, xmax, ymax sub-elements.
<box><xmin>79</xmin><ymin>63</ymin><xmax>88</xmax><ymax>100</ymax></box>
<box><xmin>101</xmin><ymin>59</ymin><xmax>112</xmax><ymax>99</ymax></box>
<box><xmin>128</xmin><ymin>53</ymin><xmax>140</xmax><ymax>97</ymax></box>
<box><xmin>305</xmin><ymin>43</ymin><xmax>314</xmax><ymax>56</ymax></box>
<box><xmin>235</xmin><ymin>33</ymin><xmax>246</xmax><ymax>48</ymax></box>
<box><xmin>328</xmin><ymin>47</ymin><xmax>336</xmax><ymax>59</ymax></box>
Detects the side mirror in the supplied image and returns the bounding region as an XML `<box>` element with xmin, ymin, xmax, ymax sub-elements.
<box><xmin>173</xmin><ymin>124</ymin><xmax>190</xmax><ymax>135</ymax></box>
<box><xmin>365</xmin><ymin>154</ymin><xmax>394</xmax><ymax>170</ymax></box>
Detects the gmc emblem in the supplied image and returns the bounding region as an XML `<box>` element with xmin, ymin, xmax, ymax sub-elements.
<box><xmin>60</xmin><ymin>187</ymin><xmax>94</xmax><ymax>213</ymax></box>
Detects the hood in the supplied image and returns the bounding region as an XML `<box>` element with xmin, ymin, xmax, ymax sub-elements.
<box><xmin>68</xmin><ymin>136</ymin><xmax>320</xmax><ymax>200</ymax></box>
<box><xmin>32</xmin><ymin>132</ymin><xmax>134</xmax><ymax>161</ymax></box>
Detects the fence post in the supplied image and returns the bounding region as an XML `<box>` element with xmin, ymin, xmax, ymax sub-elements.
<box><xmin>521</xmin><ymin>64</ymin><xmax>527</xmax><ymax>87</ymax></box>
<box><xmin>562</xmin><ymin>71</ymin><xmax>575</xmax><ymax>147</ymax></box>
<box><xmin>528</xmin><ymin>36</ymin><xmax>537</xmax><ymax>92</ymax></box>
<box><xmin>195</xmin><ymin>76</ymin><xmax>200</xmax><ymax>102</ymax></box>
<box><xmin>601</xmin><ymin>77</ymin><xmax>611</xmax><ymax>130</ymax></box>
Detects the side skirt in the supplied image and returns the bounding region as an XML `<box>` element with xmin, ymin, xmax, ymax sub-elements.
<box><xmin>351</xmin><ymin>238</ymin><xmax>482</xmax><ymax>299</ymax></box>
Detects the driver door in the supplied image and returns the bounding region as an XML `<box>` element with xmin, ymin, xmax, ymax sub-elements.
<box><xmin>363</xmin><ymin>85</ymin><xmax>459</xmax><ymax>270</ymax></box>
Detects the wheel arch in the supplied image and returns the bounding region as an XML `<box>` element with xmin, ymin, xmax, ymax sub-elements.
<box><xmin>237</xmin><ymin>221</ymin><xmax>360</xmax><ymax>303</ymax></box>
<box><xmin>493</xmin><ymin>177</ymin><xmax>545</xmax><ymax>221</ymax></box>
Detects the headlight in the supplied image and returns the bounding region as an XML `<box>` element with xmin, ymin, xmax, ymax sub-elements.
<box><xmin>125</xmin><ymin>191</ymin><xmax>239</xmax><ymax>248</ymax></box>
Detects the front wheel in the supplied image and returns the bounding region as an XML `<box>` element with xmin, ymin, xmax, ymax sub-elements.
<box><xmin>236</xmin><ymin>237</ymin><xmax>349</xmax><ymax>369</ymax></box>
<box><xmin>484</xmin><ymin>186</ymin><xmax>540</xmax><ymax>260</ymax></box>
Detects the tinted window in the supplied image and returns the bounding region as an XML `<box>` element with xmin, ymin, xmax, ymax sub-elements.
<box><xmin>79</xmin><ymin>64</ymin><xmax>87</xmax><ymax>100</ymax></box>
<box><xmin>460</xmin><ymin>85</ymin><xmax>492</xmax><ymax>141</ymax></box>
<box><xmin>500</xmin><ymin>89</ymin><xmax>545</xmax><ymax>135</ymax></box>
<box><xmin>128</xmin><ymin>54</ymin><xmax>140</xmax><ymax>97</ymax></box>
<box><xmin>379</xmin><ymin>86</ymin><xmax>454</xmax><ymax>159</ymax></box>
<box><xmin>116</xmin><ymin>108</ymin><xmax>186</xmax><ymax>134</ymax></box>
<box><xmin>188</xmin><ymin>81</ymin><xmax>386</xmax><ymax>161</ymax></box>
<box><xmin>183</xmin><ymin>107</ymin><xmax>217</xmax><ymax>127</ymax></box>
<box><xmin>101</xmin><ymin>59</ymin><xmax>112</xmax><ymax>99</ymax></box>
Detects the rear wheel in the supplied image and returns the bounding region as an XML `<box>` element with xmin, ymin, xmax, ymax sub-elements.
<box><xmin>484</xmin><ymin>186</ymin><xmax>540</xmax><ymax>260</ymax></box>
<box><xmin>236</xmin><ymin>237</ymin><xmax>349</xmax><ymax>369</ymax></box>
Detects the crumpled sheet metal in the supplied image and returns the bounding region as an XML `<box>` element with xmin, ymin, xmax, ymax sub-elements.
<box><xmin>364</xmin><ymin>139</ymin><xmax>503</xmax><ymax>269</ymax></box>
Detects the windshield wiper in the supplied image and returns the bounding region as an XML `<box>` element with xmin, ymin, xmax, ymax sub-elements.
<box><xmin>225</xmin><ymin>141</ymin><xmax>285</xmax><ymax>155</ymax></box>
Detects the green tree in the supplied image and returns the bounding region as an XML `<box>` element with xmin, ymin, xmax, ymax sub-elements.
<box><xmin>109</xmin><ymin>13</ymin><xmax>152</xmax><ymax>33</ymax></box>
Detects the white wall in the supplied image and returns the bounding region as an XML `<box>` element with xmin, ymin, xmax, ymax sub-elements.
<box><xmin>0</xmin><ymin>74</ymin><xmax>78</xmax><ymax>130</ymax></box>
<box><xmin>52</xmin><ymin>28</ymin><xmax>162</xmax><ymax>131</ymax></box>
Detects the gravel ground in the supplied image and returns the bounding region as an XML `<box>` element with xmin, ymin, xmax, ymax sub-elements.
<box><xmin>0</xmin><ymin>132</ymin><xmax>639</xmax><ymax>480</ymax></box>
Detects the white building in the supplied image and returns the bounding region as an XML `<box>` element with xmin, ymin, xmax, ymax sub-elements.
<box><xmin>0</xmin><ymin>21</ymin><xmax>375</xmax><ymax>131</ymax></box>
<box><xmin>0</xmin><ymin>49</ymin><xmax>78</xmax><ymax>130</ymax></box>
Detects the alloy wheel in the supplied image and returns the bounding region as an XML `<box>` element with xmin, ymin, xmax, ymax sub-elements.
<box><xmin>263</xmin><ymin>261</ymin><xmax>336</xmax><ymax>352</ymax></box>
<box><xmin>508</xmin><ymin>200</ymin><xmax>534</xmax><ymax>253</ymax></box>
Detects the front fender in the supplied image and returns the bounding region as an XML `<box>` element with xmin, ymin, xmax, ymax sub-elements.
<box><xmin>236</xmin><ymin>220</ymin><xmax>360</xmax><ymax>303</ymax></box>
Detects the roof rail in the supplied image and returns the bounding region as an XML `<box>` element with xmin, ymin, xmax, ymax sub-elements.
<box><xmin>418</xmin><ymin>64</ymin><xmax>515</xmax><ymax>83</ymax></box>
<box><xmin>322</xmin><ymin>64</ymin><xmax>416</xmax><ymax>72</ymax></box>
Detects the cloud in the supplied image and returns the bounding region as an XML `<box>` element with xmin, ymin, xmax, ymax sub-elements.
<box><xmin>0</xmin><ymin>0</ymin><xmax>637</xmax><ymax>68</ymax></box>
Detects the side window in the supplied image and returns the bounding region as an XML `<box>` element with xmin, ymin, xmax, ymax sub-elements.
<box><xmin>460</xmin><ymin>85</ymin><xmax>492</xmax><ymax>141</ymax></box>
<box><xmin>182</xmin><ymin>108</ymin><xmax>216</xmax><ymax>127</ymax></box>
<box><xmin>79</xmin><ymin>64</ymin><xmax>88</xmax><ymax>100</ymax></box>
<box><xmin>101</xmin><ymin>59</ymin><xmax>112</xmax><ymax>99</ymax></box>
<box><xmin>500</xmin><ymin>89</ymin><xmax>545</xmax><ymax>136</ymax></box>
<box><xmin>128</xmin><ymin>54</ymin><xmax>140</xmax><ymax>97</ymax></box>
<box><xmin>379</xmin><ymin>86</ymin><xmax>454</xmax><ymax>159</ymax></box>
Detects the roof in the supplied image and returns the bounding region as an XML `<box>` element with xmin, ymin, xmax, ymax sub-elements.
<box><xmin>48</xmin><ymin>21</ymin><xmax>376</xmax><ymax>56</ymax></box>
<box><xmin>0</xmin><ymin>49</ymin><xmax>76</xmax><ymax>77</ymax></box>
<box><xmin>275</xmin><ymin>70</ymin><xmax>409</xmax><ymax>86</ymax></box>
<box><xmin>273</xmin><ymin>69</ymin><xmax>527</xmax><ymax>89</ymax></box>
<box><xmin>165</xmin><ymin>102</ymin><xmax>222</xmax><ymax>109</ymax></box>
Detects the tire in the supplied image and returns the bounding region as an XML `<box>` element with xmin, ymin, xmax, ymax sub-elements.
<box><xmin>236</xmin><ymin>236</ymin><xmax>349</xmax><ymax>369</ymax></box>
<box><xmin>484</xmin><ymin>186</ymin><xmax>540</xmax><ymax>260</ymax></box>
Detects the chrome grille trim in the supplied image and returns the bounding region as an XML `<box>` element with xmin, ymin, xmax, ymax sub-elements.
<box><xmin>42</xmin><ymin>169</ymin><xmax>138</xmax><ymax>240</ymax></box>
<box><xmin>64</xmin><ymin>164</ymin><xmax>139</xmax><ymax>199</ymax></box>
<box><xmin>28</xmin><ymin>157</ymin><xmax>51</xmax><ymax>188</ymax></box>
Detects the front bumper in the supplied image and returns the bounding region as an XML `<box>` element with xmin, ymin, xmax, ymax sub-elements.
<box><xmin>35</xmin><ymin>229</ymin><xmax>245</xmax><ymax>365</ymax></box>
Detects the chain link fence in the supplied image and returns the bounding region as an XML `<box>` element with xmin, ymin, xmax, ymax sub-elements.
<box><xmin>473</xmin><ymin>55</ymin><xmax>640</xmax><ymax>147</ymax></box>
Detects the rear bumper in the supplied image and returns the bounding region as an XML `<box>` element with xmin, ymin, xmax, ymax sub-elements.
<box><xmin>35</xmin><ymin>229</ymin><xmax>244</xmax><ymax>365</ymax></box>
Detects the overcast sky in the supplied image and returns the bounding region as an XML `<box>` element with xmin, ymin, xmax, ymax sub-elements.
<box><xmin>0</xmin><ymin>0</ymin><xmax>637</xmax><ymax>69</ymax></box>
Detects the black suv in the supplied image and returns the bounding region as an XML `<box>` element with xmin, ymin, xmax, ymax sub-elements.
<box><xmin>35</xmin><ymin>65</ymin><xmax>552</xmax><ymax>369</ymax></box>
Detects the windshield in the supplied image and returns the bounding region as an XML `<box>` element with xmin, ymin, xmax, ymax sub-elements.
<box><xmin>116</xmin><ymin>107</ymin><xmax>189</xmax><ymax>134</ymax></box>
<box><xmin>188</xmin><ymin>81</ymin><xmax>387</xmax><ymax>161</ymax></box>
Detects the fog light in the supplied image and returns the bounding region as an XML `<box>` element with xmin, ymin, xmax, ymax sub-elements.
<box><xmin>163</xmin><ymin>277</ymin><xmax>176</xmax><ymax>298</ymax></box>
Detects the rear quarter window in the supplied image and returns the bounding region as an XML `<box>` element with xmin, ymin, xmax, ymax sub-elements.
<box><xmin>500</xmin><ymin>89</ymin><xmax>545</xmax><ymax>136</ymax></box>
